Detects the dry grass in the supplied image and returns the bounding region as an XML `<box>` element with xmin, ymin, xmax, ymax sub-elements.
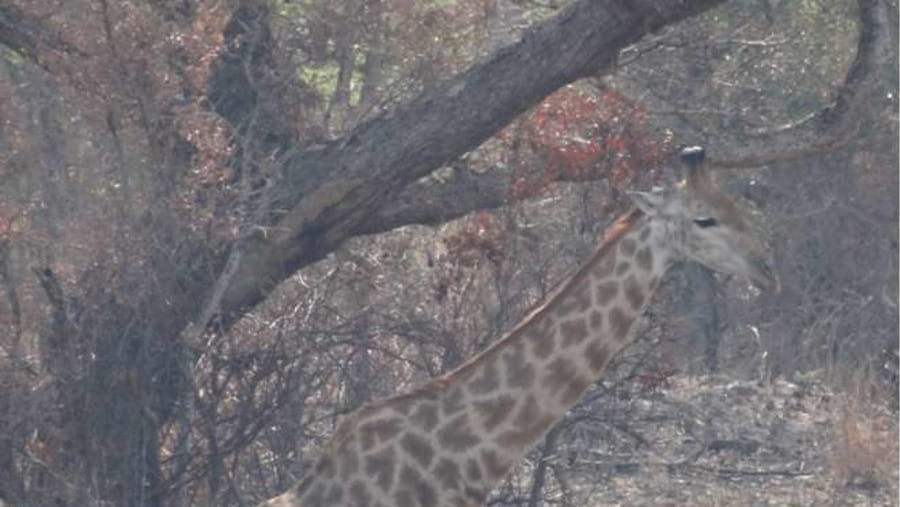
<box><xmin>825</xmin><ymin>370</ymin><xmax>899</xmax><ymax>493</ymax></box>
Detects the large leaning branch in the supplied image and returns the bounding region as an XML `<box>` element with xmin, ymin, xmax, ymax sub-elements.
<box><xmin>354</xmin><ymin>162</ymin><xmax>602</xmax><ymax>237</ymax></box>
<box><xmin>1</xmin><ymin>0</ymin><xmax>886</xmax><ymax>328</ymax></box>
<box><xmin>216</xmin><ymin>0</ymin><xmax>728</xmax><ymax>322</ymax></box>
<box><xmin>354</xmin><ymin>165</ymin><xmax>511</xmax><ymax>236</ymax></box>
<box><xmin>359</xmin><ymin>0</ymin><xmax>893</xmax><ymax>233</ymax></box>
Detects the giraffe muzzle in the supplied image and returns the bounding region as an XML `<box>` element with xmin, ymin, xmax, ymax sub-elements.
<box><xmin>749</xmin><ymin>257</ymin><xmax>780</xmax><ymax>293</ymax></box>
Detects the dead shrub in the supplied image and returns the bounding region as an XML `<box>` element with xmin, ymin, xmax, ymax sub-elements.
<box><xmin>826</xmin><ymin>373</ymin><xmax>899</xmax><ymax>491</ymax></box>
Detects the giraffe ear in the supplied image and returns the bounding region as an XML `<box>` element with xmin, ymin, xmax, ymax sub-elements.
<box><xmin>627</xmin><ymin>190</ymin><xmax>666</xmax><ymax>216</ymax></box>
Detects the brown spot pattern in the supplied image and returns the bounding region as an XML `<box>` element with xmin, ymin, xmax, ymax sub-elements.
<box><xmin>585</xmin><ymin>341</ymin><xmax>610</xmax><ymax>371</ymax></box>
<box><xmin>399</xmin><ymin>465</ymin><xmax>437</xmax><ymax>507</ymax></box>
<box><xmin>554</xmin><ymin>277</ymin><xmax>591</xmax><ymax>316</ymax></box>
<box><xmin>619</xmin><ymin>238</ymin><xmax>637</xmax><ymax>255</ymax></box>
<box><xmin>503</xmin><ymin>342</ymin><xmax>535</xmax><ymax>389</ymax></box>
<box><xmin>560</xmin><ymin>318</ymin><xmax>589</xmax><ymax>347</ymax></box>
<box><xmin>636</xmin><ymin>246</ymin><xmax>653</xmax><ymax>272</ymax></box>
<box><xmin>364</xmin><ymin>446</ymin><xmax>396</xmax><ymax>493</ymax></box>
<box><xmin>441</xmin><ymin>387</ymin><xmax>465</xmax><ymax>416</ymax></box>
<box><xmin>400</xmin><ymin>432</ymin><xmax>434</xmax><ymax>468</ymax></box>
<box><xmin>301</xmin><ymin>483</ymin><xmax>327</xmax><ymax>505</ymax></box>
<box><xmin>523</xmin><ymin>315</ymin><xmax>555</xmax><ymax>359</ymax></box>
<box><xmin>473</xmin><ymin>394</ymin><xmax>516</xmax><ymax>432</ymax></box>
<box><xmin>561</xmin><ymin>374</ymin><xmax>591</xmax><ymax>405</ymax></box>
<box><xmin>514</xmin><ymin>394</ymin><xmax>540</xmax><ymax>423</ymax></box>
<box><xmin>592</xmin><ymin>250</ymin><xmax>616</xmax><ymax>278</ymax></box>
<box><xmin>338</xmin><ymin>447</ymin><xmax>359</xmax><ymax>479</ymax></box>
<box><xmin>466</xmin><ymin>355</ymin><xmax>499</xmax><ymax>395</ymax></box>
<box><xmin>496</xmin><ymin>415</ymin><xmax>555</xmax><ymax>448</ymax></box>
<box><xmin>480</xmin><ymin>449</ymin><xmax>510</xmax><ymax>480</ymax></box>
<box><xmin>589</xmin><ymin>310</ymin><xmax>603</xmax><ymax>330</ymax></box>
<box><xmin>496</xmin><ymin>397</ymin><xmax>556</xmax><ymax>448</ymax></box>
<box><xmin>436</xmin><ymin>413</ymin><xmax>480</xmax><ymax>452</ymax></box>
<box><xmin>465</xmin><ymin>487</ymin><xmax>487</xmax><ymax>504</ymax></box>
<box><xmin>388</xmin><ymin>396</ymin><xmax>418</xmax><ymax>416</ymax></box>
<box><xmin>433</xmin><ymin>458</ymin><xmax>463</xmax><ymax>490</ymax></box>
<box><xmin>638</xmin><ymin>226</ymin><xmax>651</xmax><ymax>242</ymax></box>
<box><xmin>615</xmin><ymin>261</ymin><xmax>631</xmax><ymax>276</ymax></box>
<box><xmin>623</xmin><ymin>275</ymin><xmax>645</xmax><ymax>310</ymax></box>
<box><xmin>466</xmin><ymin>458</ymin><xmax>483</xmax><ymax>481</ymax></box>
<box><xmin>349</xmin><ymin>480</ymin><xmax>369</xmax><ymax>506</ymax></box>
<box><xmin>359</xmin><ymin>417</ymin><xmax>404</xmax><ymax>451</ymax></box>
<box><xmin>326</xmin><ymin>484</ymin><xmax>345</xmax><ymax>504</ymax></box>
<box><xmin>393</xmin><ymin>490</ymin><xmax>414</xmax><ymax>507</ymax></box>
<box><xmin>294</xmin><ymin>475</ymin><xmax>315</xmax><ymax>499</ymax></box>
<box><xmin>543</xmin><ymin>358</ymin><xmax>591</xmax><ymax>405</ymax></box>
<box><xmin>410</xmin><ymin>402</ymin><xmax>439</xmax><ymax>433</ymax></box>
<box><xmin>543</xmin><ymin>358</ymin><xmax>577</xmax><ymax>398</ymax></box>
<box><xmin>608</xmin><ymin>307</ymin><xmax>632</xmax><ymax>340</ymax></box>
<box><xmin>595</xmin><ymin>281</ymin><xmax>619</xmax><ymax>306</ymax></box>
<box><xmin>315</xmin><ymin>455</ymin><xmax>336</xmax><ymax>478</ymax></box>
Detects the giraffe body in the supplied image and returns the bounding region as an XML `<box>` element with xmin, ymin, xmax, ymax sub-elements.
<box><xmin>260</xmin><ymin>147</ymin><xmax>776</xmax><ymax>507</ymax></box>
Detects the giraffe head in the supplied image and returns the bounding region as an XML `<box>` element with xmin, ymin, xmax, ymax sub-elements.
<box><xmin>628</xmin><ymin>146</ymin><xmax>778</xmax><ymax>292</ymax></box>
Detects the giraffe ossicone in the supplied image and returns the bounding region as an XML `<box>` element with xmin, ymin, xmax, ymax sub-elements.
<box><xmin>259</xmin><ymin>146</ymin><xmax>777</xmax><ymax>507</ymax></box>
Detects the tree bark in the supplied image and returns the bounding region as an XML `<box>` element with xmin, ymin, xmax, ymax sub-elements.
<box><xmin>212</xmin><ymin>0</ymin><xmax>889</xmax><ymax>325</ymax></box>
<box><xmin>706</xmin><ymin>0</ymin><xmax>894</xmax><ymax>167</ymax></box>
<box><xmin>2</xmin><ymin>0</ymin><xmax>886</xmax><ymax>326</ymax></box>
<box><xmin>213</xmin><ymin>0</ymin><xmax>729</xmax><ymax>324</ymax></box>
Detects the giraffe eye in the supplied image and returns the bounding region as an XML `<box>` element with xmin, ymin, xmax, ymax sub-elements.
<box><xmin>693</xmin><ymin>217</ymin><xmax>718</xmax><ymax>228</ymax></box>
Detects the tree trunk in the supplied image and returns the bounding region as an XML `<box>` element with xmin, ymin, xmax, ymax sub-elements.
<box><xmin>328</xmin><ymin>0</ymin><xmax>359</xmax><ymax>126</ymax></box>
<box><xmin>211</xmin><ymin>0</ymin><xmax>729</xmax><ymax>325</ymax></box>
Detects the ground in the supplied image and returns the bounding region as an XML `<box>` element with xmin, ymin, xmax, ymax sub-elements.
<box><xmin>517</xmin><ymin>375</ymin><xmax>898</xmax><ymax>507</ymax></box>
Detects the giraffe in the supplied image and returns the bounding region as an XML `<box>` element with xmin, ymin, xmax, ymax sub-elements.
<box><xmin>258</xmin><ymin>146</ymin><xmax>777</xmax><ymax>507</ymax></box>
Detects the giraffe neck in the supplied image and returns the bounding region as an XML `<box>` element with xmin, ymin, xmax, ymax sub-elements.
<box><xmin>269</xmin><ymin>209</ymin><xmax>674</xmax><ymax>507</ymax></box>
<box><xmin>424</xmin><ymin>208</ymin><xmax>671</xmax><ymax>488</ymax></box>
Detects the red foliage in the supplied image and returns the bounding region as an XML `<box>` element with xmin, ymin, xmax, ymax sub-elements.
<box><xmin>443</xmin><ymin>210</ymin><xmax>506</xmax><ymax>268</ymax></box>
<box><xmin>498</xmin><ymin>86</ymin><xmax>671</xmax><ymax>201</ymax></box>
<box><xmin>435</xmin><ymin>210</ymin><xmax>507</xmax><ymax>303</ymax></box>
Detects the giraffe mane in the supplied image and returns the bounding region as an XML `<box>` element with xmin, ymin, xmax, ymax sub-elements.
<box><xmin>378</xmin><ymin>207</ymin><xmax>645</xmax><ymax>408</ymax></box>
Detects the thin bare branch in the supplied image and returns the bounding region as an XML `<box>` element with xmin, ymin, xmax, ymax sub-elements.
<box><xmin>708</xmin><ymin>0</ymin><xmax>894</xmax><ymax>168</ymax></box>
